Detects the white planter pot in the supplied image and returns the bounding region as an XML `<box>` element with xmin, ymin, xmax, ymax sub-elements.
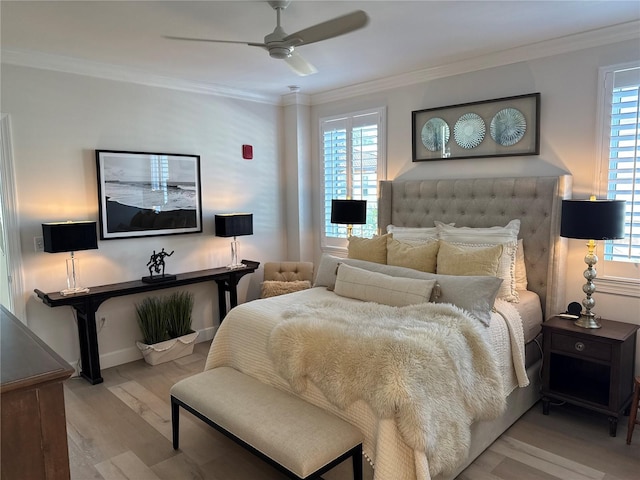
<box><xmin>136</xmin><ymin>331</ymin><xmax>199</xmax><ymax>365</ymax></box>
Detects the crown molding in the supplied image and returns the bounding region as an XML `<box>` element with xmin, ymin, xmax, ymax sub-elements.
<box><xmin>310</xmin><ymin>20</ymin><xmax>640</xmax><ymax>105</ymax></box>
<box><xmin>2</xmin><ymin>20</ymin><xmax>639</xmax><ymax>107</ymax></box>
<box><xmin>1</xmin><ymin>48</ymin><xmax>281</xmax><ymax>105</ymax></box>
<box><xmin>281</xmin><ymin>92</ymin><xmax>312</xmax><ymax>106</ymax></box>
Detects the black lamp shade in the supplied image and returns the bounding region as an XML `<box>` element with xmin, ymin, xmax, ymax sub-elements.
<box><xmin>560</xmin><ymin>199</ymin><xmax>626</xmax><ymax>240</ymax></box>
<box><xmin>215</xmin><ymin>213</ymin><xmax>253</xmax><ymax>237</ymax></box>
<box><xmin>42</xmin><ymin>221</ymin><xmax>98</xmax><ymax>253</ymax></box>
<box><xmin>331</xmin><ymin>200</ymin><xmax>367</xmax><ymax>225</ymax></box>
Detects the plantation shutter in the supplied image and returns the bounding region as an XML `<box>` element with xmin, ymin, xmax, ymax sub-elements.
<box><xmin>322</xmin><ymin>108</ymin><xmax>385</xmax><ymax>244</ymax></box>
<box><xmin>605</xmin><ymin>67</ymin><xmax>640</xmax><ymax>263</ymax></box>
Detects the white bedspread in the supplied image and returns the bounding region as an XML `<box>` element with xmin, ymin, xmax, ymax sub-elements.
<box><xmin>204</xmin><ymin>287</ymin><xmax>528</xmax><ymax>480</ymax></box>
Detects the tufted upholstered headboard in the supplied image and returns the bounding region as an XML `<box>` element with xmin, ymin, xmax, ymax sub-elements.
<box><xmin>378</xmin><ymin>176</ymin><xmax>571</xmax><ymax>318</ymax></box>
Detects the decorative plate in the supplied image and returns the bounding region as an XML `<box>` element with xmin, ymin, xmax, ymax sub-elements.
<box><xmin>421</xmin><ymin>117</ymin><xmax>450</xmax><ymax>152</ymax></box>
<box><xmin>454</xmin><ymin>113</ymin><xmax>485</xmax><ymax>149</ymax></box>
<box><xmin>490</xmin><ymin>108</ymin><xmax>526</xmax><ymax>146</ymax></box>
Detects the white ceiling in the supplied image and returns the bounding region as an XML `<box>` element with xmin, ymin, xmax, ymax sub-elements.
<box><xmin>2</xmin><ymin>1</ymin><xmax>640</xmax><ymax>101</ymax></box>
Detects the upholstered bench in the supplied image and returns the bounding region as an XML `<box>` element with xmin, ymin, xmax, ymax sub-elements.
<box><xmin>170</xmin><ymin>366</ymin><xmax>363</xmax><ymax>480</ymax></box>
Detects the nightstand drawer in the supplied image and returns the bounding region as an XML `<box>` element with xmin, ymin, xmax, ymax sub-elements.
<box><xmin>551</xmin><ymin>333</ymin><xmax>611</xmax><ymax>361</ymax></box>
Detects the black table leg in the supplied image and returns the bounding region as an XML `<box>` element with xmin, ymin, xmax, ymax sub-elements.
<box><xmin>171</xmin><ymin>397</ymin><xmax>180</xmax><ymax>449</ymax></box>
<box><xmin>608</xmin><ymin>416</ymin><xmax>618</xmax><ymax>437</ymax></box>
<box><xmin>214</xmin><ymin>277</ymin><xmax>240</xmax><ymax>323</ymax></box>
<box><xmin>228</xmin><ymin>279</ymin><xmax>239</xmax><ymax>309</ymax></box>
<box><xmin>74</xmin><ymin>305</ymin><xmax>103</xmax><ymax>385</ymax></box>
<box><xmin>215</xmin><ymin>280</ymin><xmax>228</xmax><ymax>322</ymax></box>
<box><xmin>542</xmin><ymin>397</ymin><xmax>550</xmax><ymax>415</ymax></box>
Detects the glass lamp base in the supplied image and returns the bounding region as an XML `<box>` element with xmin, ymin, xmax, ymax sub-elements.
<box><xmin>62</xmin><ymin>255</ymin><xmax>89</xmax><ymax>295</ymax></box>
<box><xmin>226</xmin><ymin>263</ymin><xmax>247</xmax><ymax>270</ymax></box>
<box><xmin>226</xmin><ymin>238</ymin><xmax>246</xmax><ymax>270</ymax></box>
<box><xmin>60</xmin><ymin>286</ymin><xmax>90</xmax><ymax>296</ymax></box>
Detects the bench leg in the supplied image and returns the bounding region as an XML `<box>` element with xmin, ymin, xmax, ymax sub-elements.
<box><xmin>171</xmin><ymin>396</ymin><xmax>180</xmax><ymax>450</ymax></box>
<box><xmin>352</xmin><ymin>444</ymin><xmax>363</xmax><ymax>480</ymax></box>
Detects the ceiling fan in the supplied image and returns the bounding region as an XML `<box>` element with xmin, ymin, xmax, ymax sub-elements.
<box><xmin>165</xmin><ymin>1</ymin><xmax>369</xmax><ymax>76</ymax></box>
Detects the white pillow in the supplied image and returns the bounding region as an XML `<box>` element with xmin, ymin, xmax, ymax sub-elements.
<box><xmin>436</xmin><ymin>220</ymin><xmax>520</xmax><ymax>302</ymax></box>
<box><xmin>334</xmin><ymin>264</ymin><xmax>436</xmax><ymax>307</ymax></box>
<box><xmin>435</xmin><ymin>219</ymin><xmax>520</xmax><ymax>244</ymax></box>
<box><xmin>515</xmin><ymin>239</ymin><xmax>528</xmax><ymax>290</ymax></box>
<box><xmin>386</xmin><ymin>224</ymin><xmax>439</xmax><ymax>242</ymax></box>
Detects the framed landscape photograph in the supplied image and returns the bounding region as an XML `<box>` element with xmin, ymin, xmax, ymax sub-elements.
<box><xmin>96</xmin><ymin>150</ymin><xmax>202</xmax><ymax>240</ymax></box>
<box><xmin>412</xmin><ymin>93</ymin><xmax>540</xmax><ymax>161</ymax></box>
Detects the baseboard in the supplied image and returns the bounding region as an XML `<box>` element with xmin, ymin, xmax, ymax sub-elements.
<box><xmin>68</xmin><ymin>326</ymin><xmax>218</xmax><ymax>377</ymax></box>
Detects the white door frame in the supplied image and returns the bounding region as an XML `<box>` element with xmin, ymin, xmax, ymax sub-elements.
<box><xmin>0</xmin><ymin>113</ymin><xmax>25</xmax><ymax>321</ymax></box>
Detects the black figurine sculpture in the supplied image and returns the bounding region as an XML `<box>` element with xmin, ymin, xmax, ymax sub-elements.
<box><xmin>142</xmin><ymin>248</ymin><xmax>177</xmax><ymax>283</ymax></box>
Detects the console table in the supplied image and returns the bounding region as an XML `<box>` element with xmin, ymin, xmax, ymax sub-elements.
<box><xmin>35</xmin><ymin>260</ymin><xmax>259</xmax><ymax>385</ymax></box>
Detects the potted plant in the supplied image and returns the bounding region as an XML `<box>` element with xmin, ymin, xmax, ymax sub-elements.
<box><xmin>135</xmin><ymin>291</ymin><xmax>198</xmax><ymax>365</ymax></box>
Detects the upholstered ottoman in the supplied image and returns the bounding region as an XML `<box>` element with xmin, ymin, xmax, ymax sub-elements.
<box><xmin>170</xmin><ymin>366</ymin><xmax>363</xmax><ymax>479</ymax></box>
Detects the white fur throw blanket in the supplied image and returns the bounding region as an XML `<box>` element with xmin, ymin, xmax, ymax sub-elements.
<box><xmin>268</xmin><ymin>299</ymin><xmax>506</xmax><ymax>477</ymax></box>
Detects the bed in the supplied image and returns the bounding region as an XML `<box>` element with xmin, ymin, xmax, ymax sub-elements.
<box><xmin>204</xmin><ymin>176</ymin><xmax>571</xmax><ymax>480</ymax></box>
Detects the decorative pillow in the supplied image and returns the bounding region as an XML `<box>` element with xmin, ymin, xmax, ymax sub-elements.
<box><xmin>314</xmin><ymin>254</ymin><xmax>372</xmax><ymax>289</ymax></box>
<box><xmin>347</xmin><ymin>233</ymin><xmax>390</xmax><ymax>264</ymax></box>
<box><xmin>435</xmin><ymin>219</ymin><xmax>520</xmax><ymax>243</ymax></box>
<box><xmin>429</xmin><ymin>273</ymin><xmax>502</xmax><ymax>326</ymax></box>
<box><xmin>386</xmin><ymin>237</ymin><xmax>439</xmax><ymax>273</ymax></box>
<box><xmin>334</xmin><ymin>264</ymin><xmax>436</xmax><ymax>307</ymax></box>
<box><xmin>386</xmin><ymin>225</ymin><xmax>440</xmax><ymax>242</ymax></box>
<box><xmin>436</xmin><ymin>241</ymin><xmax>502</xmax><ymax>277</ymax></box>
<box><xmin>515</xmin><ymin>239</ymin><xmax>528</xmax><ymax>290</ymax></box>
<box><xmin>261</xmin><ymin>280</ymin><xmax>311</xmax><ymax>298</ymax></box>
<box><xmin>314</xmin><ymin>255</ymin><xmax>501</xmax><ymax>325</ymax></box>
<box><xmin>436</xmin><ymin>220</ymin><xmax>520</xmax><ymax>302</ymax></box>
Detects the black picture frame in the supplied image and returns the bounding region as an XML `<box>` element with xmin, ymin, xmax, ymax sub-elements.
<box><xmin>96</xmin><ymin>150</ymin><xmax>202</xmax><ymax>240</ymax></box>
<box><xmin>412</xmin><ymin>93</ymin><xmax>540</xmax><ymax>161</ymax></box>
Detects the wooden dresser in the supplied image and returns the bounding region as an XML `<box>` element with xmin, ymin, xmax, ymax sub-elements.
<box><xmin>1</xmin><ymin>305</ymin><xmax>74</xmax><ymax>480</ymax></box>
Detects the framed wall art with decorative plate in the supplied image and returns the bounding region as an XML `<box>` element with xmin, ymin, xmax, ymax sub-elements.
<box><xmin>412</xmin><ymin>93</ymin><xmax>540</xmax><ymax>161</ymax></box>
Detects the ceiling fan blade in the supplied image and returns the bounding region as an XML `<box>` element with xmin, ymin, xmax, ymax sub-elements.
<box><xmin>284</xmin><ymin>10</ymin><xmax>368</xmax><ymax>47</ymax></box>
<box><xmin>284</xmin><ymin>50</ymin><xmax>318</xmax><ymax>76</ymax></box>
<box><xmin>164</xmin><ymin>35</ymin><xmax>265</xmax><ymax>48</ymax></box>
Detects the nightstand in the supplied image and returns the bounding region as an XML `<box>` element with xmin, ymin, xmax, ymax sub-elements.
<box><xmin>541</xmin><ymin>316</ymin><xmax>638</xmax><ymax>436</ymax></box>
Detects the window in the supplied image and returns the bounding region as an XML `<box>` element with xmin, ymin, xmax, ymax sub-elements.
<box><xmin>596</xmin><ymin>62</ymin><xmax>640</xmax><ymax>290</ymax></box>
<box><xmin>321</xmin><ymin>107</ymin><xmax>386</xmax><ymax>250</ymax></box>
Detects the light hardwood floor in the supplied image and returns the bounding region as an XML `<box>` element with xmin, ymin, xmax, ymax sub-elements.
<box><xmin>65</xmin><ymin>340</ymin><xmax>640</xmax><ymax>480</ymax></box>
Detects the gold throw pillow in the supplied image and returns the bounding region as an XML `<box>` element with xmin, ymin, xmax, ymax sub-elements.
<box><xmin>437</xmin><ymin>241</ymin><xmax>502</xmax><ymax>277</ymax></box>
<box><xmin>387</xmin><ymin>237</ymin><xmax>439</xmax><ymax>273</ymax></box>
<box><xmin>347</xmin><ymin>233</ymin><xmax>390</xmax><ymax>264</ymax></box>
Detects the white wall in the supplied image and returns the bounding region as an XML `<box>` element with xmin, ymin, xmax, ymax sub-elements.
<box><xmin>3</xmin><ymin>64</ymin><xmax>285</xmax><ymax>368</ymax></box>
<box><xmin>310</xmin><ymin>39</ymin><xmax>640</xmax><ymax>372</ymax></box>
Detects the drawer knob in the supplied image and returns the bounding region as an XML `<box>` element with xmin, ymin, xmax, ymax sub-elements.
<box><xmin>575</xmin><ymin>341</ymin><xmax>585</xmax><ymax>352</ymax></box>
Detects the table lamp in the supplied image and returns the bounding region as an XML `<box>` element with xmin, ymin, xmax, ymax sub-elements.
<box><xmin>331</xmin><ymin>199</ymin><xmax>367</xmax><ymax>237</ymax></box>
<box><xmin>215</xmin><ymin>213</ymin><xmax>253</xmax><ymax>269</ymax></box>
<box><xmin>560</xmin><ymin>197</ymin><xmax>626</xmax><ymax>328</ymax></box>
<box><xmin>42</xmin><ymin>221</ymin><xmax>98</xmax><ymax>295</ymax></box>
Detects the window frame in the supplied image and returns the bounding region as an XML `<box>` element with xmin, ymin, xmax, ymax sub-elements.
<box><xmin>319</xmin><ymin>107</ymin><xmax>386</xmax><ymax>254</ymax></box>
<box><xmin>594</xmin><ymin>61</ymin><xmax>640</xmax><ymax>296</ymax></box>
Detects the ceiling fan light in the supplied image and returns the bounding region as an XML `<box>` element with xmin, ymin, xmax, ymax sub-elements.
<box><xmin>269</xmin><ymin>46</ymin><xmax>293</xmax><ymax>59</ymax></box>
